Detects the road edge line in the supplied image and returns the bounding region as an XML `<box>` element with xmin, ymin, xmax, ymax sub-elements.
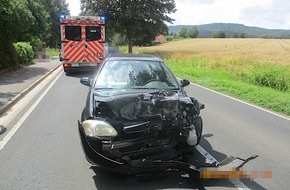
<box><xmin>191</xmin><ymin>83</ymin><xmax>290</xmax><ymax>121</ymax></box>
<box><xmin>0</xmin><ymin>70</ymin><xmax>63</xmax><ymax>151</ymax></box>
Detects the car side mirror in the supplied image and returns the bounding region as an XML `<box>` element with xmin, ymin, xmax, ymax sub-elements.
<box><xmin>180</xmin><ymin>79</ymin><xmax>190</xmax><ymax>87</ymax></box>
<box><xmin>80</xmin><ymin>77</ymin><xmax>91</xmax><ymax>87</ymax></box>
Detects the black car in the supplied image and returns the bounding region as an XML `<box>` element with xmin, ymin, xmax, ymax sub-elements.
<box><xmin>78</xmin><ymin>54</ymin><xmax>204</xmax><ymax>174</ymax></box>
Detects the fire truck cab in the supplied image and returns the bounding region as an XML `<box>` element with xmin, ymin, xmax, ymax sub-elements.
<box><xmin>59</xmin><ymin>15</ymin><xmax>105</xmax><ymax>73</ymax></box>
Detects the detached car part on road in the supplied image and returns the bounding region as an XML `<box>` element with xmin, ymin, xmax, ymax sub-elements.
<box><xmin>78</xmin><ymin>54</ymin><xmax>258</xmax><ymax>177</ymax></box>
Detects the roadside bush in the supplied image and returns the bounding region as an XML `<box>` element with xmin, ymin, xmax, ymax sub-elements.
<box><xmin>30</xmin><ymin>38</ymin><xmax>42</xmax><ymax>54</ymax></box>
<box><xmin>166</xmin><ymin>36</ymin><xmax>174</xmax><ymax>41</ymax></box>
<box><xmin>0</xmin><ymin>41</ymin><xmax>19</xmax><ymax>69</ymax></box>
<box><xmin>14</xmin><ymin>42</ymin><xmax>34</xmax><ymax>65</ymax></box>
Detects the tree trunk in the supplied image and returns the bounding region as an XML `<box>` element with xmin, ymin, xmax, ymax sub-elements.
<box><xmin>128</xmin><ymin>32</ymin><xmax>133</xmax><ymax>53</ymax></box>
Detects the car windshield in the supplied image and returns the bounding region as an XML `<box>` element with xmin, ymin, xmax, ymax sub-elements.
<box><xmin>94</xmin><ymin>60</ymin><xmax>179</xmax><ymax>90</ymax></box>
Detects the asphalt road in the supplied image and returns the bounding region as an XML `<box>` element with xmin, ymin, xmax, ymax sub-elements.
<box><xmin>0</xmin><ymin>68</ymin><xmax>289</xmax><ymax>190</ymax></box>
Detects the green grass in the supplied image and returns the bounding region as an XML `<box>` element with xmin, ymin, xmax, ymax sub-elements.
<box><xmin>164</xmin><ymin>57</ymin><xmax>290</xmax><ymax>116</ymax></box>
<box><xmin>49</xmin><ymin>48</ymin><xmax>60</xmax><ymax>58</ymax></box>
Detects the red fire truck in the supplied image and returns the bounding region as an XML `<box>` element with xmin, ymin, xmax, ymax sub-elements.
<box><xmin>59</xmin><ymin>15</ymin><xmax>105</xmax><ymax>73</ymax></box>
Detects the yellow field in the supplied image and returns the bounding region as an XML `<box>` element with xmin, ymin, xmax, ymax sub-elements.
<box><xmin>135</xmin><ymin>38</ymin><xmax>290</xmax><ymax>65</ymax></box>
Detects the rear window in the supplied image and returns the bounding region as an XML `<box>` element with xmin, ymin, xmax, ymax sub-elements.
<box><xmin>86</xmin><ymin>26</ymin><xmax>101</xmax><ymax>41</ymax></box>
<box><xmin>65</xmin><ymin>26</ymin><xmax>81</xmax><ymax>41</ymax></box>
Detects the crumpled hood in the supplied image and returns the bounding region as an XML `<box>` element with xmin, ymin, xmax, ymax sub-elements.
<box><xmin>93</xmin><ymin>89</ymin><xmax>194</xmax><ymax>121</ymax></box>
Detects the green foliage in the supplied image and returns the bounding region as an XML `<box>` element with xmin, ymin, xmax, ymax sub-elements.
<box><xmin>188</xmin><ymin>27</ymin><xmax>198</xmax><ymax>38</ymax></box>
<box><xmin>166</xmin><ymin>36</ymin><xmax>174</xmax><ymax>41</ymax></box>
<box><xmin>16</xmin><ymin>0</ymin><xmax>50</xmax><ymax>47</ymax></box>
<box><xmin>42</xmin><ymin>0</ymin><xmax>69</xmax><ymax>48</ymax></box>
<box><xmin>50</xmin><ymin>48</ymin><xmax>60</xmax><ymax>57</ymax></box>
<box><xmin>0</xmin><ymin>0</ymin><xmax>34</xmax><ymax>69</ymax></box>
<box><xmin>179</xmin><ymin>27</ymin><xmax>188</xmax><ymax>38</ymax></box>
<box><xmin>232</xmin><ymin>33</ymin><xmax>239</xmax><ymax>38</ymax></box>
<box><xmin>14</xmin><ymin>42</ymin><xmax>34</xmax><ymax>65</ymax></box>
<box><xmin>111</xmin><ymin>33</ymin><xmax>126</xmax><ymax>46</ymax></box>
<box><xmin>0</xmin><ymin>0</ymin><xmax>69</xmax><ymax>69</ymax></box>
<box><xmin>0</xmin><ymin>42</ymin><xmax>18</xmax><ymax>69</ymax></box>
<box><xmin>0</xmin><ymin>0</ymin><xmax>34</xmax><ymax>42</ymax></box>
<box><xmin>164</xmin><ymin>57</ymin><xmax>290</xmax><ymax>116</ymax></box>
<box><xmin>240</xmin><ymin>33</ymin><xmax>246</xmax><ymax>38</ymax></box>
<box><xmin>30</xmin><ymin>38</ymin><xmax>43</xmax><ymax>53</ymax></box>
<box><xmin>246</xmin><ymin>66</ymin><xmax>289</xmax><ymax>91</ymax></box>
<box><xmin>81</xmin><ymin>0</ymin><xmax>176</xmax><ymax>53</ymax></box>
<box><xmin>212</xmin><ymin>30</ymin><xmax>226</xmax><ymax>38</ymax></box>
<box><xmin>166</xmin><ymin>35</ymin><xmax>181</xmax><ymax>41</ymax></box>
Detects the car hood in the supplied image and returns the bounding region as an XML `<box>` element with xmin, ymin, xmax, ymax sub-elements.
<box><xmin>93</xmin><ymin>89</ymin><xmax>194</xmax><ymax>121</ymax></box>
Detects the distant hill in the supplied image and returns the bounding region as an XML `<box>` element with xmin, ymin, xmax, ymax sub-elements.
<box><xmin>168</xmin><ymin>23</ymin><xmax>290</xmax><ymax>38</ymax></box>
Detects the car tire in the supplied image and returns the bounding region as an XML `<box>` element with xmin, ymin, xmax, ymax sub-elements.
<box><xmin>194</xmin><ymin>116</ymin><xmax>203</xmax><ymax>145</ymax></box>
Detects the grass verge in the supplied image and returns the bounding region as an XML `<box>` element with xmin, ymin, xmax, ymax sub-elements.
<box><xmin>49</xmin><ymin>48</ymin><xmax>60</xmax><ymax>58</ymax></box>
<box><xmin>167</xmin><ymin>58</ymin><xmax>290</xmax><ymax>116</ymax></box>
<box><xmin>136</xmin><ymin>49</ymin><xmax>290</xmax><ymax>117</ymax></box>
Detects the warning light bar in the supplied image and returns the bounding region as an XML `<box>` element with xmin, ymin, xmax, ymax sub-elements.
<box><xmin>60</xmin><ymin>14</ymin><xmax>66</xmax><ymax>19</ymax></box>
<box><xmin>59</xmin><ymin>15</ymin><xmax>105</xmax><ymax>21</ymax></box>
<box><xmin>100</xmin><ymin>16</ymin><xmax>105</xmax><ymax>21</ymax></box>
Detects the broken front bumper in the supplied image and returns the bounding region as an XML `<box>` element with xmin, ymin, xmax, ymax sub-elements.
<box><xmin>78</xmin><ymin>121</ymin><xmax>259</xmax><ymax>177</ymax></box>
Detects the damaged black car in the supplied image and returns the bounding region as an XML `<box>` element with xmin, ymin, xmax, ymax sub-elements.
<box><xmin>78</xmin><ymin>54</ymin><xmax>204</xmax><ymax>174</ymax></box>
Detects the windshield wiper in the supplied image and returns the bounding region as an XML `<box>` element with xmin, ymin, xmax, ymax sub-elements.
<box><xmin>94</xmin><ymin>87</ymin><xmax>114</xmax><ymax>90</ymax></box>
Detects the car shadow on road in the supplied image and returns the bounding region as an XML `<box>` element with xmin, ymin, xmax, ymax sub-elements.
<box><xmin>90</xmin><ymin>134</ymin><xmax>268</xmax><ymax>190</ymax></box>
<box><xmin>91</xmin><ymin>167</ymin><xmax>206</xmax><ymax>190</ymax></box>
<box><xmin>64</xmin><ymin>71</ymin><xmax>96</xmax><ymax>79</ymax></box>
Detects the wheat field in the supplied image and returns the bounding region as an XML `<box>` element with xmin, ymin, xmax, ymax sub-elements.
<box><xmin>136</xmin><ymin>38</ymin><xmax>290</xmax><ymax>65</ymax></box>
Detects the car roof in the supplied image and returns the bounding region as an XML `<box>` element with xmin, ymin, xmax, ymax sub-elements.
<box><xmin>106</xmin><ymin>53</ymin><xmax>163</xmax><ymax>62</ymax></box>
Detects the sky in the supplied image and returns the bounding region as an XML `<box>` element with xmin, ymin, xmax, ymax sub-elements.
<box><xmin>66</xmin><ymin>0</ymin><xmax>290</xmax><ymax>30</ymax></box>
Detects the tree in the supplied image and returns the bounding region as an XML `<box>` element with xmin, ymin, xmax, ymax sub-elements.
<box><xmin>188</xmin><ymin>27</ymin><xmax>198</xmax><ymax>38</ymax></box>
<box><xmin>80</xmin><ymin>0</ymin><xmax>176</xmax><ymax>53</ymax></box>
<box><xmin>240</xmin><ymin>33</ymin><xmax>246</xmax><ymax>38</ymax></box>
<box><xmin>212</xmin><ymin>30</ymin><xmax>226</xmax><ymax>38</ymax></box>
<box><xmin>112</xmin><ymin>33</ymin><xmax>126</xmax><ymax>46</ymax></box>
<box><xmin>231</xmin><ymin>32</ymin><xmax>239</xmax><ymax>38</ymax></box>
<box><xmin>16</xmin><ymin>0</ymin><xmax>51</xmax><ymax>50</ymax></box>
<box><xmin>42</xmin><ymin>0</ymin><xmax>69</xmax><ymax>48</ymax></box>
<box><xmin>179</xmin><ymin>27</ymin><xmax>188</xmax><ymax>38</ymax></box>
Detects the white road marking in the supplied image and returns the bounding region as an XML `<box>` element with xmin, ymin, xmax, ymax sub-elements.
<box><xmin>190</xmin><ymin>83</ymin><xmax>290</xmax><ymax>121</ymax></box>
<box><xmin>229</xmin><ymin>179</ymin><xmax>252</xmax><ymax>190</ymax></box>
<box><xmin>0</xmin><ymin>71</ymin><xmax>62</xmax><ymax>151</ymax></box>
<box><xmin>195</xmin><ymin>145</ymin><xmax>252</xmax><ymax>190</ymax></box>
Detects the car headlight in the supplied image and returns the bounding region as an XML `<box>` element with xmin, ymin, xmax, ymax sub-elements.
<box><xmin>83</xmin><ymin>120</ymin><xmax>117</xmax><ymax>139</ymax></box>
